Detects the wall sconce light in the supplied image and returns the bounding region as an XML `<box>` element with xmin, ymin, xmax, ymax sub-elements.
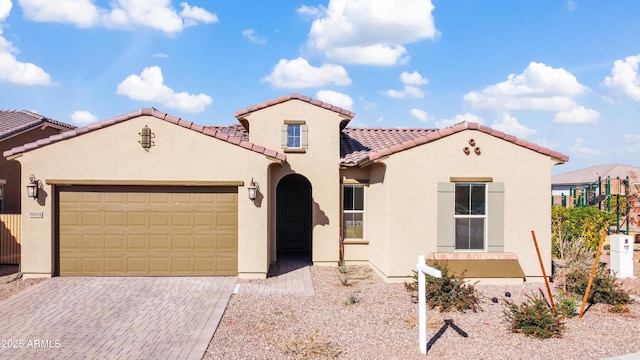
<box><xmin>26</xmin><ymin>174</ymin><xmax>41</xmax><ymax>199</ymax></box>
<box><xmin>247</xmin><ymin>178</ymin><xmax>259</xmax><ymax>201</ymax></box>
<box><xmin>139</xmin><ymin>125</ymin><xmax>155</xmax><ymax>151</ymax></box>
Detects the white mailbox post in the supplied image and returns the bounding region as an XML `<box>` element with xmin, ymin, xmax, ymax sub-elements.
<box><xmin>417</xmin><ymin>255</ymin><xmax>442</xmax><ymax>355</ymax></box>
<box><xmin>610</xmin><ymin>234</ymin><xmax>634</xmax><ymax>278</ymax></box>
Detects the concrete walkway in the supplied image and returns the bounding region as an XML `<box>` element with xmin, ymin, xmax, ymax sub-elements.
<box><xmin>0</xmin><ymin>276</ymin><xmax>237</xmax><ymax>360</ymax></box>
<box><xmin>233</xmin><ymin>256</ymin><xmax>315</xmax><ymax>295</ymax></box>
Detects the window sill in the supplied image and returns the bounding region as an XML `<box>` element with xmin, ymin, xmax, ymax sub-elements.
<box><xmin>428</xmin><ymin>252</ymin><xmax>518</xmax><ymax>260</ymax></box>
<box><xmin>283</xmin><ymin>148</ymin><xmax>306</xmax><ymax>153</ymax></box>
<box><xmin>343</xmin><ymin>239</ymin><xmax>368</xmax><ymax>245</ymax></box>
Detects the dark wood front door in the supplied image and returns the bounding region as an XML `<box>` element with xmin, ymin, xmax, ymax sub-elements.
<box><xmin>276</xmin><ymin>174</ymin><xmax>312</xmax><ymax>259</ymax></box>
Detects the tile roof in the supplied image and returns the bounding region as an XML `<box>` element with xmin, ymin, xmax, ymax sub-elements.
<box><xmin>3</xmin><ymin>108</ymin><xmax>286</xmax><ymax>162</ymax></box>
<box><xmin>234</xmin><ymin>93</ymin><xmax>356</xmax><ymax>119</ymax></box>
<box><xmin>0</xmin><ymin>110</ymin><xmax>76</xmax><ymax>141</ymax></box>
<box><xmin>340</xmin><ymin>121</ymin><xmax>569</xmax><ymax>167</ymax></box>
<box><xmin>552</xmin><ymin>164</ymin><xmax>640</xmax><ymax>185</ymax></box>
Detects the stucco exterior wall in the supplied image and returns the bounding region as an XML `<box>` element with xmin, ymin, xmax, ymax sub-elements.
<box><xmin>368</xmin><ymin>130</ymin><xmax>560</xmax><ymax>281</ymax></box>
<box><xmin>242</xmin><ymin>100</ymin><xmax>347</xmax><ymax>265</ymax></box>
<box><xmin>15</xmin><ymin>115</ymin><xmax>273</xmax><ymax>278</ymax></box>
<box><xmin>1</xmin><ymin>126</ymin><xmax>68</xmax><ymax>213</ymax></box>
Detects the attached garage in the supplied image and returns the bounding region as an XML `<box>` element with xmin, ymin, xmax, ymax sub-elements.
<box><xmin>56</xmin><ymin>185</ymin><xmax>238</xmax><ymax>276</ymax></box>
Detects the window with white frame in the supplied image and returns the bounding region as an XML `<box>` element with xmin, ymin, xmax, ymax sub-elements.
<box><xmin>454</xmin><ymin>183</ymin><xmax>486</xmax><ymax>250</ymax></box>
<box><xmin>281</xmin><ymin>121</ymin><xmax>308</xmax><ymax>151</ymax></box>
<box><xmin>343</xmin><ymin>184</ymin><xmax>364</xmax><ymax>239</ymax></box>
<box><xmin>287</xmin><ymin>124</ymin><xmax>301</xmax><ymax>148</ymax></box>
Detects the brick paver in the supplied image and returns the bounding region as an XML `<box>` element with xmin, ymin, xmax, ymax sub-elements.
<box><xmin>0</xmin><ymin>277</ymin><xmax>237</xmax><ymax>360</ymax></box>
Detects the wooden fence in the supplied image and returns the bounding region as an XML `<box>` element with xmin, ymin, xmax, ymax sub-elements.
<box><xmin>0</xmin><ymin>213</ymin><xmax>21</xmax><ymax>265</ymax></box>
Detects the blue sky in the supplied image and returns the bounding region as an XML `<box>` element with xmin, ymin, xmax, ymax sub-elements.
<box><xmin>1</xmin><ymin>0</ymin><xmax>639</xmax><ymax>174</ymax></box>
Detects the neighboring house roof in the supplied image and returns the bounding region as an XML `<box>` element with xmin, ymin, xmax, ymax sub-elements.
<box><xmin>234</xmin><ymin>93</ymin><xmax>356</xmax><ymax>119</ymax></box>
<box><xmin>0</xmin><ymin>110</ymin><xmax>75</xmax><ymax>141</ymax></box>
<box><xmin>3</xmin><ymin>108</ymin><xmax>286</xmax><ymax>162</ymax></box>
<box><xmin>552</xmin><ymin>164</ymin><xmax>640</xmax><ymax>185</ymax></box>
<box><xmin>340</xmin><ymin>121</ymin><xmax>569</xmax><ymax>167</ymax></box>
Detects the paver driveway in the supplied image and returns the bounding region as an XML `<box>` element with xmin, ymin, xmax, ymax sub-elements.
<box><xmin>0</xmin><ymin>276</ymin><xmax>237</xmax><ymax>360</ymax></box>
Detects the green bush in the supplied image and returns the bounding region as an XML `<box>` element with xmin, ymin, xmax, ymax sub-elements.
<box><xmin>406</xmin><ymin>261</ymin><xmax>481</xmax><ymax>313</ymax></box>
<box><xmin>555</xmin><ymin>295</ymin><xmax>579</xmax><ymax>319</ymax></box>
<box><xmin>552</xmin><ymin>206</ymin><xmax>615</xmax><ymax>258</ymax></box>
<box><xmin>565</xmin><ymin>266</ymin><xmax>631</xmax><ymax>305</ymax></box>
<box><xmin>503</xmin><ymin>293</ymin><xmax>564</xmax><ymax>339</ymax></box>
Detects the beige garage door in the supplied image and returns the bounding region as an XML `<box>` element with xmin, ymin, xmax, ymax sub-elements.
<box><xmin>58</xmin><ymin>186</ymin><xmax>238</xmax><ymax>276</ymax></box>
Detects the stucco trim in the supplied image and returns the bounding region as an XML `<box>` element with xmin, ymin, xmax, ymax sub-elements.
<box><xmin>450</xmin><ymin>177</ymin><xmax>493</xmax><ymax>182</ymax></box>
<box><xmin>46</xmin><ymin>179</ymin><xmax>244</xmax><ymax>187</ymax></box>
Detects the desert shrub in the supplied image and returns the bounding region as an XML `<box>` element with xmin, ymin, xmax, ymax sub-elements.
<box><xmin>555</xmin><ymin>295</ymin><xmax>579</xmax><ymax>319</ymax></box>
<box><xmin>406</xmin><ymin>261</ymin><xmax>481</xmax><ymax>313</ymax></box>
<box><xmin>565</xmin><ymin>266</ymin><xmax>631</xmax><ymax>305</ymax></box>
<box><xmin>284</xmin><ymin>328</ymin><xmax>341</xmax><ymax>359</ymax></box>
<box><xmin>503</xmin><ymin>293</ymin><xmax>564</xmax><ymax>339</ymax></box>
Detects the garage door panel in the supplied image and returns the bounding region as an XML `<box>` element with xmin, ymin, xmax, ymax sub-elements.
<box><xmin>127</xmin><ymin>235</ymin><xmax>147</xmax><ymax>250</ymax></box>
<box><xmin>58</xmin><ymin>186</ymin><xmax>237</xmax><ymax>276</ymax></box>
<box><xmin>172</xmin><ymin>212</ymin><xmax>193</xmax><ymax>226</ymax></box>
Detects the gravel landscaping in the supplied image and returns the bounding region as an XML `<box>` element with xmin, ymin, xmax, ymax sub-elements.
<box><xmin>2</xmin><ymin>253</ymin><xmax>640</xmax><ymax>360</ymax></box>
<box><xmin>205</xmin><ymin>253</ymin><xmax>640</xmax><ymax>360</ymax></box>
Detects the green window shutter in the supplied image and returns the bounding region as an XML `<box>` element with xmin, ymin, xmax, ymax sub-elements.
<box><xmin>487</xmin><ymin>182</ymin><xmax>505</xmax><ymax>252</ymax></box>
<box><xmin>437</xmin><ymin>182</ymin><xmax>455</xmax><ymax>252</ymax></box>
<box><xmin>301</xmin><ymin>124</ymin><xmax>309</xmax><ymax>149</ymax></box>
<box><xmin>281</xmin><ymin>124</ymin><xmax>288</xmax><ymax>148</ymax></box>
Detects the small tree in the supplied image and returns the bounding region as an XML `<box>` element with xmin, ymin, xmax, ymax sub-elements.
<box><xmin>552</xmin><ymin>206</ymin><xmax>615</xmax><ymax>258</ymax></box>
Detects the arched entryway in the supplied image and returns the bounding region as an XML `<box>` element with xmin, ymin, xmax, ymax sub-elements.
<box><xmin>276</xmin><ymin>174</ymin><xmax>312</xmax><ymax>262</ymax></box>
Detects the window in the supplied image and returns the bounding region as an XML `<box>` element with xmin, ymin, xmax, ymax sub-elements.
<box><xmin>454</xmin><ymin>183</ymin><xmax>486</xmax><ymax>250</ymax></box>
<box><xmin>437</xmin><ymin>181</ymin><xmax>504</xmax><ymax>253</ymax></box>
<box><xmin>287</xmin><ymin>124</ymin><xmax>301</xmax><ymax>148</ymax></box>
<box><xmin>343</xmin><ymin>184</ymin><xmax>364</xmax><ymax>239</ymax></box>
<box><xmin>281</xmin><ymin>121</ymin><xmax>308</xmax><ymax>151</ymax></box>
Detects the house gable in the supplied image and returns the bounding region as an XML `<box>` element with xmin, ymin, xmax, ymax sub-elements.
<box><xmin>3</xmin><ymin>108</ymin><xmax>286</xmax><ymax>163</ymax></box>
<box><xmin>340</xmin><ymin>121</ymin><xmax>569</xmax><ymax>168</ymax></box>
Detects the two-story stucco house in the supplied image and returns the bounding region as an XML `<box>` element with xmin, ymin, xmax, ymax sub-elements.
<box><xmin>3</xmin><ymin>94</ymin><xmax>568</xmax><ymax>283</ymax></box>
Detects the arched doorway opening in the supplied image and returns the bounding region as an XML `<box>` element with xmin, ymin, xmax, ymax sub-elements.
<box><xmin>276</xmin><ymin>174</ymin><xmax>312</xmax><ymax>262</ymax></box>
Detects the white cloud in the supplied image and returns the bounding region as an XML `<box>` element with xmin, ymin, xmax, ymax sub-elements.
<box><xmin>0</xmin><ymin>0</ymin><xmax>12</xmax><ymax>21</ymax></box>
<box><xmin>261</xmin><ymin>57</ymin><xmax>351</xmax><ymax>88</ymax></box>
<box><xmin>604</xmin><ymin>54</ymin><xmax>640</xmax><ymax>101</ymax></box>
<box><xmin>18</xmin><ymin>0</ymin><xmax>217</xmax><ymax>34</ymax></box>
<box><xmin>153</xmin><ymin>52</ymin><xmax>169</xmax><ymax>58</ymax></box>
<box><xmin>0</xmin><ymin>52</ymin><xmax>53</xmax><ymax>85</ymax></box>
<box><xmin>18</xmin><ymin>0</ymin><xmax>100</xmax><ymax>28</ymax></box>
<box><xmin>70</xmin><ymin>110</ymin><xmax>98</xmax><ymax>125</ymax></box>
<box><xmin>401</xmin><ymin>71</ymin><xmax>428</xmax><ymax>86</ymax></box>
<box><xmin>306</xmin><ymin>0</ymin><xmax>438</xmax><ymax>66</ymax></box>
<box><xmin>297</xmin><ymin>5</ymin><xmax>325</xmax><ymax>17</ymax></box>
<box><xmin>533</xmin><ymin>138</ymin><xmax>560</xmax><ymax>150</ymax></box>
<box><xmin>464</xmin><ymin>62</ymin><xmax>588</xmax><ymax>111</ymax></box>
<box><xmin>569</xmin><ymin>137</ymin><xmax>601</xmax><ymax>156</ymax></box>
<box><xmin>325</xmin><ymin>44</ymin><xmax>409</xmax><ymax>66</ymax></box>
<box><xmin>554</xmin><ymin>106</ymin><xmax>600</xmax><ymax>124</ymax></box>
<box><xmin>435</xmin><ymin>113</ymin><xmax>485</xmax><ymax>128</ymax></box>
<box><xmin>0</xmin><ymin>1</ymin><xmax>53</xmax><ymax>86</ymax></box>
<box><xmin>316</xmin><ymin>90</ymin><xmax>353</xmax><ymax>110</ymax></box>
<box><xmin>383</xmin><ymin>70</ymin><xmax>428</xmax><ymax>98</ymax></box>
<box><xmin>409</xmin><ymin>108</ymin><xmax>429</xmax><ymax>122</ymax></box>
<box><xmin>242</xmin><ymin>29</ymin><xmax>266</xmax><ymax>44</ymax></box>
<box><xmin>490</xmin><ymin>113</ymin><xmax>537</xmax><ymax>138</ymax></box>
<box><xmin>116</xmin><ymin>66</ymin><xmax>212</xmax><ymax>113</ymax></box>
<box><xmin>179</xmin><ymin>2</ymin><xmax>218</xmax><ymax>27</ymax></box>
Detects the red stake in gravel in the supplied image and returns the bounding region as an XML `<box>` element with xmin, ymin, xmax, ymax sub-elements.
<box><xmin>531</xmin><ymin>230</ymin><xmax>556</xmax><ymax>313</ymax></box>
